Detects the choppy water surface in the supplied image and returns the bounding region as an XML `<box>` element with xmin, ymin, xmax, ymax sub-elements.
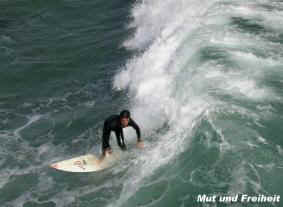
<box><xmin>1</xmin><ymin>0</ymin><xmax>283</xmax><ymax>207</ymax></box>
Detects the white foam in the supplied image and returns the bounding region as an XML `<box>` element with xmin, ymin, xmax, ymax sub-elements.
<box><xmin>112</xmin><ymin>0</ymin><xmax>222</xmax><ymax>206</ymax></box>
<box><xmin>276</xmin><ymin>145</ymin><xmax>283</xmax><ymax>156</ymax></box>
<box><xmin>231</xmin><ymin>51</ymin><xmax>280</xmax><ymax>67</ymax></box>
<box><xmin>257</xmin><ymin>136</ymin><xmax>268</xmax><ymax>145</ymax></box>
<box><xmin>201</xmin><ymin>61</ymin><xmax>275</xmax><ymax>101</ymax></box>
<box><xmin>13</xmin><ymin>114</ymin><xmax>42</xmax><ymax>137</ymax></box>
<box><xmin>111</xmin><ymin>0</ymin><xmax>283</xmax><ymax>205</ymax></box>
<box><xmin>225</xmin><ymin>78</ymin><xmax>268</xmax><ymax>99</ymax></box>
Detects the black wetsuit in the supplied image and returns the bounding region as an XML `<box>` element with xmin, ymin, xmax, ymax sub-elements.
<box><xmin>102</xmin><ymin>115</ymin><xmax>141</xmax><ymax>151</ymax></box>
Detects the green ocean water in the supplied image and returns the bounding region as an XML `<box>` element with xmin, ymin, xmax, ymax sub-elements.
<box><xmin>1</xmin><ymin>0</ymin><xmax>283</xmax><ymax>207</ymax></box>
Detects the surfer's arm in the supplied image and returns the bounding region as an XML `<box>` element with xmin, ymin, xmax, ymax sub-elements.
<box><xmin>129</xmin><ymin>118</ymin><xmax>141</xmax><ymax>141</ymax></box>
<box><xmin>102</xmin><ymin>122</ymin><xmax>112</xmax><ymax>151</ymax></box>
<box><xmin>115</xmin><ymin>130</ymin><xmax>127</xmax><ymax>150</ymax></box>
<box><xmin>120</xmin><ymin>129</ymin><xmax>125</xmax><ymax>146</ymax></box>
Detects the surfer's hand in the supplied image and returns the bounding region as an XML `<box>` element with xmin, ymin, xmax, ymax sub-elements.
<box><xmin>136</xmin><ymin>140</ymin><xmax>144</xmax><ymax>149</ymax></box>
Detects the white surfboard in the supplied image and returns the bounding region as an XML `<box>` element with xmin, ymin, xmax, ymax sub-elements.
<box><xmin>50</xmin><ymin>150</ymin><xmax>123</xmax><ymax>172</ymax></box>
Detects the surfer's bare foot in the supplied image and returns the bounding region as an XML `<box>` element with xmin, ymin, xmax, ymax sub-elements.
<box><xmin>136</xmin><ymin>140</ymin><xmax>144</xmax><ymax>149</ymax></box>
<box><xmin>99</xmin><ymin>148</ymin><xmax>112</xmax><ymax>162</ymax></box>
<box><xmin>105</xmin><ymin>148</ymin><xmax>112</xmax><ymax>155</ymax></box>
<box><xmin>103</xmin><ymin>148</ymin><xmax>112</xmax><ymax>157</ymax></box>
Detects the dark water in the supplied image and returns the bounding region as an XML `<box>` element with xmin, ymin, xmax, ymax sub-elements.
<box><xmin>1</xmin><ymin>0</ymin><xmax>283</xmax><ymax>207</ymax></box>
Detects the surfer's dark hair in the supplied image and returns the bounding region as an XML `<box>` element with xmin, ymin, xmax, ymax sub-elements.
<box><xmin>120</xmin><ymin>110</ymin><xmax>130</xmax><ymax>118</ymax></box>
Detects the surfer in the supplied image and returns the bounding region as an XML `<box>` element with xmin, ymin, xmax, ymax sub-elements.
<box><xmin>101</xmin><ymin>110</ymin><xmax>143</xmax><ymax>157</ymax></box>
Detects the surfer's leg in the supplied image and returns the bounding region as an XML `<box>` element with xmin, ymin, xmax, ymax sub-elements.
<box><xmin>115</xmin><ymin>130</ymin><xmax>126</xmax><ymax>151</ymax></box>
<box><xmin>102</xmin><ymin>124</ymin><xmax>111</xmax><ymax>156</ymax></box>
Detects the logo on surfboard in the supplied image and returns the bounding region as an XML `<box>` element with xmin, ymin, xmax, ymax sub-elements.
<box><xmin>74</xmin><ymin>160</ymin><xmax>87</xmax><ymax>170</ymax></box>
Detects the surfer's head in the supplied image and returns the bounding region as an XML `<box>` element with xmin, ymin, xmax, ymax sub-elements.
<box><xmin>120</xmin><ymin>110</ymin><xmax>130</xmax><ymax>127</ymax></box>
